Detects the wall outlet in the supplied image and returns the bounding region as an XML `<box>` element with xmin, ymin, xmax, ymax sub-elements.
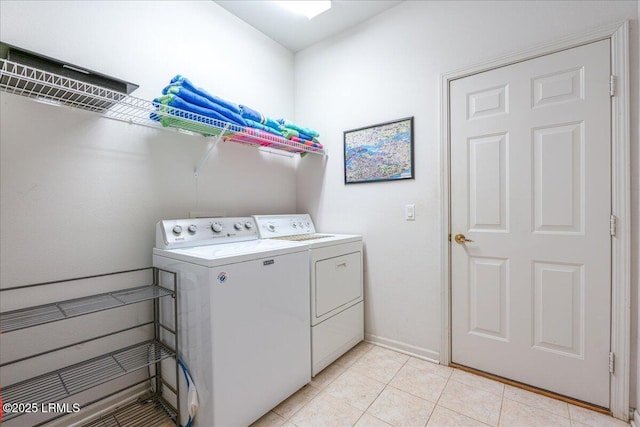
<box><xmin>405</xmin><ymin>204</ymin><xmax>415</xmax><ymax>221</ymax></box>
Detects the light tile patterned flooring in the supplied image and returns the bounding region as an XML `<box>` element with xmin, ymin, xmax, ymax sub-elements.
<box><xmin>251</xmin><ymin>342</ymin><xmax>629</xmax><ymax>427</ymax></box>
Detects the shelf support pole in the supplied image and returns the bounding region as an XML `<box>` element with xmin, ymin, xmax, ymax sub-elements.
<box><xmin>193</xmin><ymin>123</ymin><xmax>230</xmax><ymax>178</ymax></box>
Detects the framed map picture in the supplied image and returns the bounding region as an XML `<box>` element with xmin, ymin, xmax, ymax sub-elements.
<box><xmin>343</xmin><ymin>117</ymin><xmax>414</xmax><ymax>184</ymax></box>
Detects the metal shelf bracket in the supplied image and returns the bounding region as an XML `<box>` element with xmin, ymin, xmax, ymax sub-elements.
<box><xmin>193</xmin><ymin>123</ymin><xmax>229</xmax><ymax>178</ymax></box>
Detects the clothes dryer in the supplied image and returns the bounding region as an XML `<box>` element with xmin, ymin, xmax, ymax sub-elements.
<box><xmin>253</xmin><ymin>214</ymin><xmax>363</xmax><ymax>376</ymax></box>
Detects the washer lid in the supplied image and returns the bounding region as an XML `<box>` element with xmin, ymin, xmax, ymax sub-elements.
<box><xmin>153</xmin><ymin>238</ymin><xmax>307</xmax><ymax>267</ymax></box>
<box><xmin>274</xmin><ymin>233</ymin><xmax>362</xmax><ymax>248</ymax></box>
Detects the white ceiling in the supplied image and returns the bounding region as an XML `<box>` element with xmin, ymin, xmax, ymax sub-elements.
<box><xmin>214</xmin><ymin>0</ymin><xmax>404</xmax><ymax>52</ymax></box>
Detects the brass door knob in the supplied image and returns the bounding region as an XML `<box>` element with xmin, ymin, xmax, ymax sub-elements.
<box><xmin>454</xmin><ymin>233</ymin><xmax>474</xmax><ymax>244</ymax></box>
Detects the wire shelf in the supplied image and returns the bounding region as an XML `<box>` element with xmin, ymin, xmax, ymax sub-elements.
<box><xmin>0</xmin><ymin>59</ymin><xmax>128</xmax><ymax>112</ymax></box>
<box><xmin>0</xmin><ymin>285</ymin><xmax>174</xmax><ymax>333</ymax></box>
<box><xmin>81</xmin><ymin>394</ymin><xmax>177</xmax><ymax>427</ymax></box>
<box><xmin>0</xmin><ymin>58</ymin><xmax>326</xmax><ymax>156</ymax></box>
<box><xmin>1</xmin><ymin>340</ymin><xmax>174</xmax><ymax>422</ymax></box>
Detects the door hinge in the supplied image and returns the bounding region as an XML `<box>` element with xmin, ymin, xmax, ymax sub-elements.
<box><xmin>610</xmin><ymin>214</ymin><xmax>617</xmax><ymax>236</ymax></box>
<box><xmin>609</xmin><ymin>75</ymin><xmax>616</xmax><ymax>96</ymax></box>
<box><xmin>609</xmin><ymin>352</ymin><xmax>615</xmax><ymax>373</ymax></box>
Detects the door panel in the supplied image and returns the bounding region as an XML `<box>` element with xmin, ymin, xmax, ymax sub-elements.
<box><xmin>450</xmin><ymin>39</ymin><xmax>611</xmax><ymax>407</ymax></box>
<box><xmin>532</xmin><ymin>67</ymin><xmax>583</xmax><ymax>108</ymax></box>
<box><xmin>533</xmin><ymin>122</ymin><xmax>584</xmax><ymax>233</ymax></box>
<box><xmin>533</xmin><ymin>261</ymin><xmax>584</xmax><ymax>357</ymax></box>
<box><xmin>469</xmin><ymin>133</ymin><xmax>508</xmax><ymax>231</ymax></box>
<box><xmin>468</xmin><ymin>256</ymin><xmax>509</xmax><ymax>341</ymax></box>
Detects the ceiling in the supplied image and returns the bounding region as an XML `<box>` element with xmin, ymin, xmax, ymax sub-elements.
<box><xmin>214</xmin><ymin>1</ymin><xmax>404</xmax><ymax>52</ymax></box>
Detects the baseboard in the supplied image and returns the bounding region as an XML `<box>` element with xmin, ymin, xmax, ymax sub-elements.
<box><xmin>630</xmin><ymin>408</ymin><xmax>639</xmax><ymax>427</ymax></box>
<box><xmin>364</xmin><ymin>333</ymin><xmax>440</xmax><ymax>363</ymax></box>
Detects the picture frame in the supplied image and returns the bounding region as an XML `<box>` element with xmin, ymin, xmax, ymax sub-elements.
<box><xmin>343</xmin><ymin>117</ymin><xmax>414</xmax><ymax>184</ymax></box>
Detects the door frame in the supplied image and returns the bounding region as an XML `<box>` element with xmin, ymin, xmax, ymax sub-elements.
<box><xmin>439</xmin><ymin>21</ymin><xmax>631</xmax><ymax>420</ymax></box>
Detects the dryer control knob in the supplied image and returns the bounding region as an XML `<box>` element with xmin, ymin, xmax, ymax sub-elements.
<box><xmin>234</xmin><ymin>223</ymin><xmax>242</xmax><ymax>231</ymax></box>
<box><xmin>188</xmin><ymin>224</ymin><xmax>197</xmax><ymax>233</ymax></box>
<box><xmin>172</xmin><ymin>225</ymin><xmax>183</xmax><ymax>235</ymax></box>
<box><xmin>244</xmin><ymin>222</ymin><xmax>253</xmax><ymax>229</ymax></box>
<box><xmin>267</xmin><ymin>224</ymin><xmax>276</xmax><ymax>232</ymax></box>
<box><xmin>211</xmin><ymin>223</ymin><xmax>223</xmax><ymax>233</ymax></box>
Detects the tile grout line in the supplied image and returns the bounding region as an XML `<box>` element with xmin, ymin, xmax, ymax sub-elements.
<box><xmin>423</xmin><ymin>367</ymin><xmax>462</xmax><ymax>427</ymax></box>
<box><xmin>496</xmin><ymin>387</ymin><xmax>504</xmax><ymax>427</ymax></box>
<box><xmin>386</xmin><ymin>363</ymin><xmax>453</xmax><ymax>407</ymax></box>
<box><xmin>351</xmin><ymin>349</ymin><xmax>410</xmax><ymax>426</ymax></box>
<box><xmin>493</xmin><ymin>374</ymin><xmax>506</xmax><ymax>427</ymax></box>
<box><xmin>438</xmin><ymin>369</ymin><xmax>503</xmax><ymax>426</ymax></box>
<box><xmin>568</xmin><ymin>404</ymin><xmax>576</xmax><ymax>425</ymax></box>
<box><xmin>350</xmin><ymin>349</ymin><xmax>458</xmax><ymax>427</ymax></box>
<box><xmin>281</xmin><ymin>383</ymin><xmax>323</xmax><ymax>425</ymax></box>
<box><xmin>286</xmin><ymin>343</ymin><xmax>376</xmax><ymax>427</ymax></box>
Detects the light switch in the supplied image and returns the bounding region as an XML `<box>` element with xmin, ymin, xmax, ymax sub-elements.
<box><xmin>405</xmin><ymin>204</ymin><xmax>415</xmax><ymax>221</ymax></box>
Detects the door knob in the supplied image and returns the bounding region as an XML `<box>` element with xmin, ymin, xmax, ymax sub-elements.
<box><xmin>454</xmin><ymin>233</ymin><xmax>474</xmax><ymax>244</ymax></box>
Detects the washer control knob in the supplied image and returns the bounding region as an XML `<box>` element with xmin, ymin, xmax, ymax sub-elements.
<box><xmin>211</xmin><ymin>223</ymin><xmax>223</xmax><ymax>233</ymax></box>
<box><xmin>234</xmin><ymin>223</ymin><xmax>242</xmax><ymax>231</ymax></box>
<box><xmin>267</xmin><ymin>224</ymin><xmax>276</xmax><ymax>232</ymax></box>
<box><xmin>188</xmin><ymin>224</ymin><xmax>197</xmax><ymax>233</ymax></box>
<box><xmin>292</xmin><ymin>223</ymin><xmax>298</xmax><ymax>228</ymax></box>
<box><xmin>244</xmin><ymin>222</ymin><xmax>253</xmax><ymax>229</ymax></box>
<box><xmin>172</xmin><ymin>225</ymin><xmax>183</xmax><ymax>235</ymax></box>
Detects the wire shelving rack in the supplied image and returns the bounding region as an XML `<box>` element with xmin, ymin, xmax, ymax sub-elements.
<box><xmin>0</xmin><ymin>267</ymin><xmax>180</xmax><ymax>427</ymax></box>
<box><xmin>1</xmin><ymin>285</ymin><xmax>173</xmax><ymax>333</ymax></box>
<box><xmin>0</xmin><ymin>58</ymin><xmax>327</xmax><ymax>164</ymax></box>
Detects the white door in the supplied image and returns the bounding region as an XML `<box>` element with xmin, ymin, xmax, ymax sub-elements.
<box><xmin>450</xmin><ymin>40</ymin><xmax>611</xmax><ymax>407</ymax></box>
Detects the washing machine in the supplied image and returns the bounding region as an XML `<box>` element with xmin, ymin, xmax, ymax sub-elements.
<box><xmin>153</xmin><ymin>217</ymin><xmax>310</xmax><ymax>427</ymax></box>
<box><xmin>253</xmin><ymin>214</ymin><xmax>363</xmax><ymax>376</ymax></box>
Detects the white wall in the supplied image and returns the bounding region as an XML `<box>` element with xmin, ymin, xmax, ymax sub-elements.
<box><xmin>0</xmin><ymin>1</ymin><xmax>297</xmax><ymax>424</ymax></box>
<box><xmin>0</xmin><ymin>0</ymin><xmax>297</xmax><ymax>284</ymax></box>
<box><xmin>295</xmin><ymin>0</ymin><xmax>640</xmax><ymax>396</ymax></box>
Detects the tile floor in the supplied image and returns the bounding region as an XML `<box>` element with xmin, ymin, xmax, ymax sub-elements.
<box><xmin>251</xmin><ymin>342</ymin><xmax>629</xmax><ymax>427</ymax></box>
